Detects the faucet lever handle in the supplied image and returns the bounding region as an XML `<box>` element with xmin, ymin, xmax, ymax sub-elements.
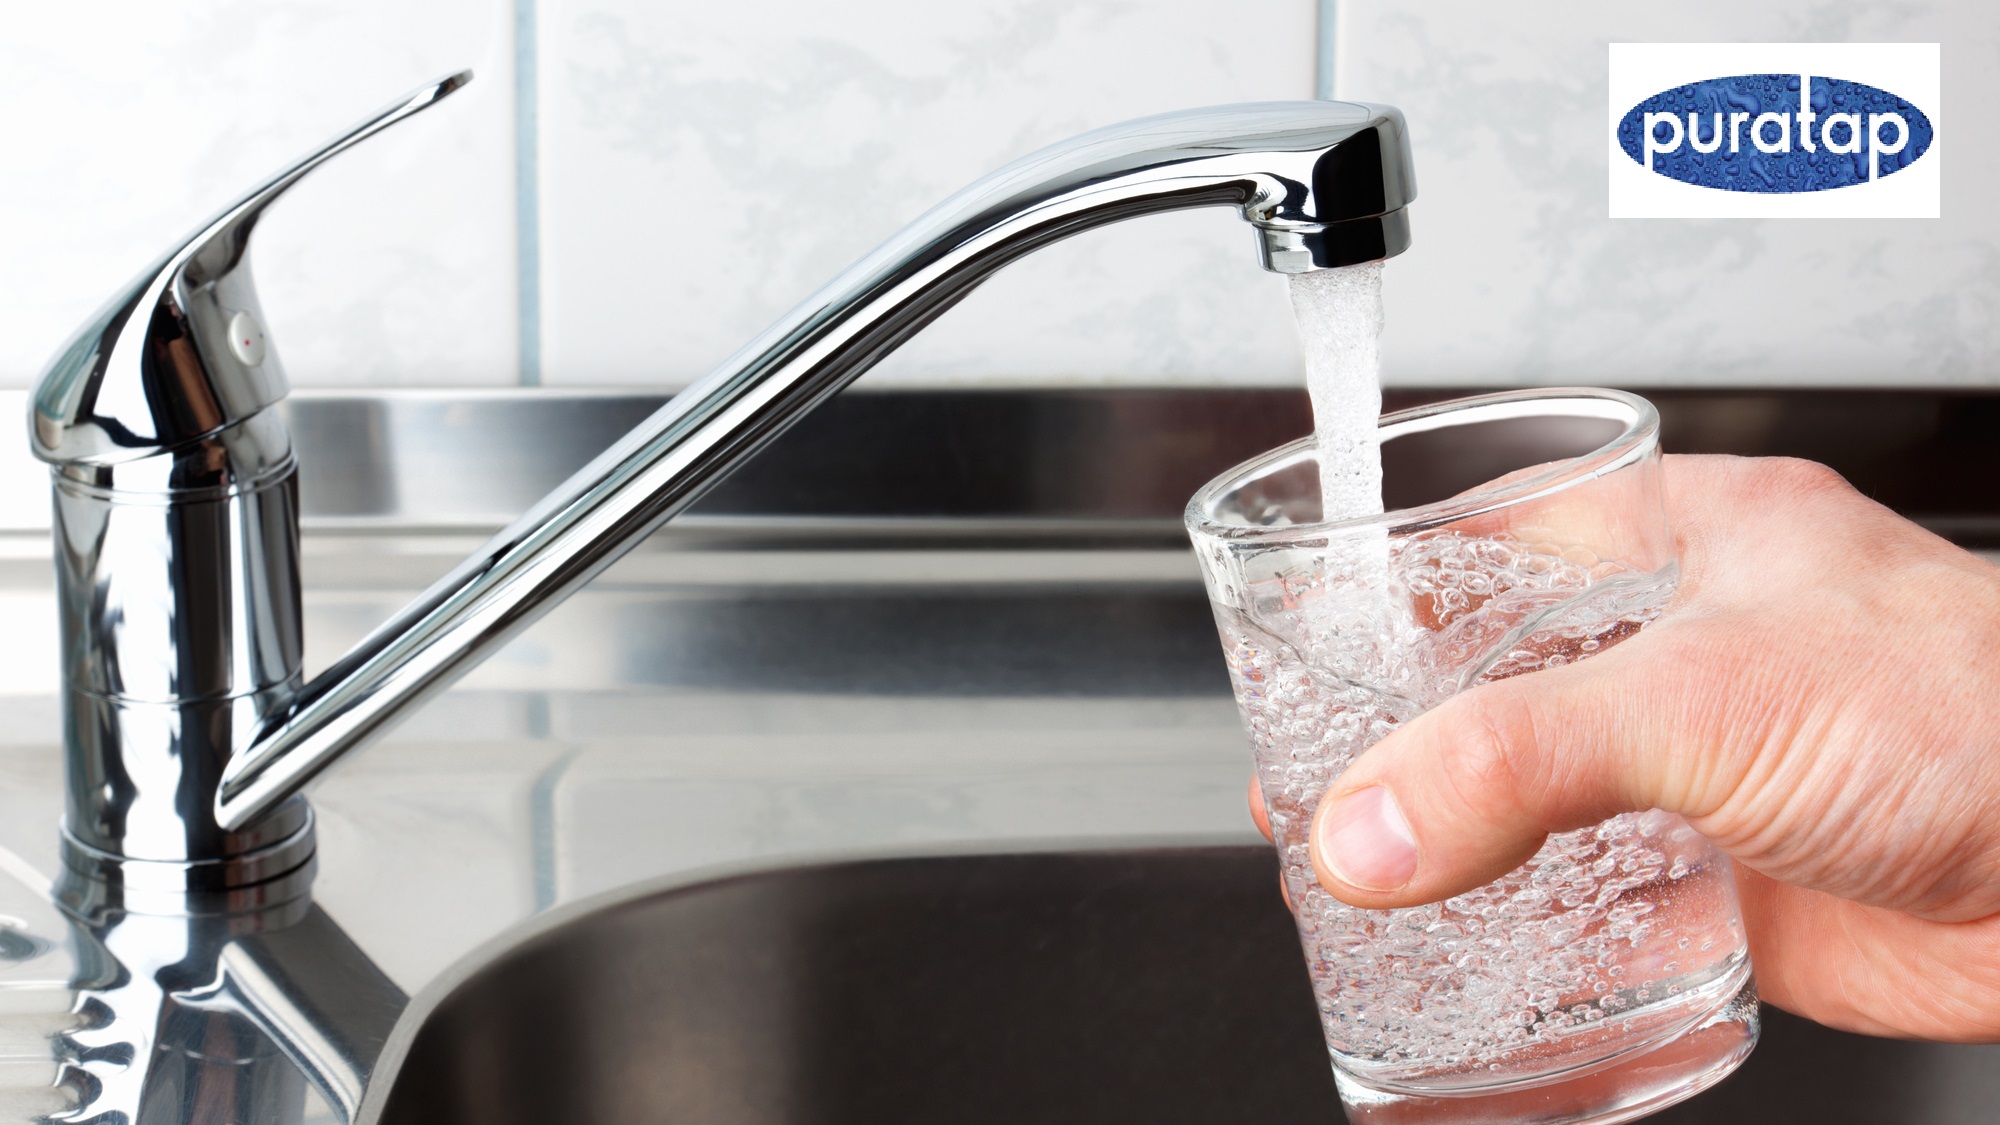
<box><xmin>30</xmin><ymin>71</ymin><xmax>472</xmax><ymax>468</ymax></box>
<box><xmin>178</xmin><ymin>71</ymin><xmax>473</xmax><ymax>288</ymax></box>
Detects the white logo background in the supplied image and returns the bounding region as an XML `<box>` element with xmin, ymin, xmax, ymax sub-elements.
<box><xmin>1608</xmin><ymin>42</ymin><xmax>1941</xmax><ymax>219</ymax></box>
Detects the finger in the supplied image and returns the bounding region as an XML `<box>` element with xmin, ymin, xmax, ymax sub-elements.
<box><xmin>1440</xmin><ymin>460</ymin><xmax>1671</xmax><ymax>582</ymax></box>
<box><xmin>1733</xmin><ymin>866</ymin><xmax>2000</xmax><ymax>1042</ymax></box>
<box><xmin>1246</xmin><ymin>777</ymin><xmax>1296</xmax><ymax>908</ymax></box>
<box><xmin>1247</xmin><ymin>775</ymin><xmax>1274</xmax><ymax>843</ymax></box>
<box><xmin>1657</xmin><ymin>454</ymin><xmax>1881</xmax><ymax>604</ymax></box>
<box><xmin>1306</xmin><ymin>627</ymin><xmax>1757</xmax><ymax>909</ymax></box>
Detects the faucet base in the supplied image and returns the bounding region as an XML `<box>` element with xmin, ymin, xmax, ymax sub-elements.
<box><xmin>55</xmin><ymin>803</ymin><xmax>318</xmax><ymax>920</ymax></box>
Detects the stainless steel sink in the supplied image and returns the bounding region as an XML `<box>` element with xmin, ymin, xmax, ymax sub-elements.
<box><xmin>372</xmin><ymin>847</ymin><xmax>2000</xmax><ymax>1125</ymax></box>
<box><xmin>2</xmin><ymin>387</ymin><xmax>1998</xmax><ymax>1123</ymax></box>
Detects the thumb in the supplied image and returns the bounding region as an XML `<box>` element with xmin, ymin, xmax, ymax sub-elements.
<box><xmin>1308</xmin><ymin>635</ymin><xmax>1748</xmax><ymax>910</ymax></box>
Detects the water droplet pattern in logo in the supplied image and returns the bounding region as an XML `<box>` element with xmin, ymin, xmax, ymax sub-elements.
<box><xmin>1617</xmin><ymin>74</ymin><xmax>1933</xmax><ymax>193</ymax></box>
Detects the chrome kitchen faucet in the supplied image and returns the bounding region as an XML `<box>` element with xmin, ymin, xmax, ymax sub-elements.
<box><xmin>27</xmin><ymin>72</ymin><xmax>1414</xmax><ymax>1121</ymax></box>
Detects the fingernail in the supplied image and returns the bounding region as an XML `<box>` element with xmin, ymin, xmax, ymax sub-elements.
<box><xmin>1318</xmin><ymin>787</ymin><xmax>1418</xmax><ymax>892</ymax></box>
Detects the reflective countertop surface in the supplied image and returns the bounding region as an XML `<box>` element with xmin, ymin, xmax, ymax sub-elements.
<box><xmin>0</xmin><ymin>513</ymin><xmax>1256</xmax><ymax>994</ymax></box>
<box><xmin>0</xmin><ymin>386</ymin><xmax>1997</xmax><ymax>1122</ymax></box>
<box><xmin>0</xmin><ymin>387</ymin><xmax>1297</xmax><ymax>1120</ymax></box>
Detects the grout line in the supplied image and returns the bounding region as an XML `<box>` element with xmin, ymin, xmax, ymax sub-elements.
<box><xmin>529</xmin><ymin>740</ymin><xmax>577</xmax><ymax>914</ymax></box>
<box><xmin>1315</xmin><ymin>0</ymin><xmax>1340</xmax><ymax>100</ymax></box>
<box><xmin>514</xmin><ymin>0</ymin><xmax>544</xmax><ymax>387</ymax></box>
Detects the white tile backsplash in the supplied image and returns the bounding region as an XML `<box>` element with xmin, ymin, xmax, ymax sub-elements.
<box><xmin>1340</xmin><ymin>0</ymin><xmax>2000</xmax><ymax>385</ymax></box>
<box><xmin>0</xmin><ymin>1</ymin><xmax>518</xmax><ymax>390</ymax></box>
<box><xmin>535</xmin><ymin>0</ymin><xmax>1318</xmax><ymax>387</ymax></box>
<box><xmin>2</xmin><ymin>2</ymin><xmax>1996</xmax><ymax>390</ymax></box>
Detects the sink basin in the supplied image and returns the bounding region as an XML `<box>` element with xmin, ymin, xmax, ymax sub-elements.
<box><xmin>375</xmin><ymin>847</ymin><xmax>2000</xmax><ymax>1125</ymax></box>
<box><xmin>4</xmin><ymin>387</ymin><xmax>1998</xmax><ymax>1125</ymax></box>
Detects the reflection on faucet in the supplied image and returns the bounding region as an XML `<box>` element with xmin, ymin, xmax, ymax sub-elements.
<box><xmin>26</xmin><ymin>72</ymin><xmax>1413</xmax><ymax>1122</ymax></box>
<box><xmin>0</xmin><ymin>854</ymin><xmax>79</xmax><ymax>1122</ymax></box>
<box><xmin>51</xmin><ymin>884</ymin><xmax>403</xmax><ymax>1124</ymax></box>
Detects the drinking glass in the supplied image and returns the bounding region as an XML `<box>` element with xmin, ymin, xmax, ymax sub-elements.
<box><xmin>1185</xmin><ymin>388</ymin><xmax>1757</xmax><ymax>1124</ymax></box>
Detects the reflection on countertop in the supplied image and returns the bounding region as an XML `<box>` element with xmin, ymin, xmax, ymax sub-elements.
<box><xmin>0</xmin><ymin>533</ymin><xmax>1253</xmax><ymax>996</ymax></box>
<box><xmin>0</xmin><ymin>386</ymin><xmax>1997</xmax><ymax>1122</ymax></box>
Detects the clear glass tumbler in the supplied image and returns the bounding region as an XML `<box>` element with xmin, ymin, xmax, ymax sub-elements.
<box><xmin>1185</xmin><ymin>389</ymin><xmax>1757</xmax><ymax>1124</ymax></box>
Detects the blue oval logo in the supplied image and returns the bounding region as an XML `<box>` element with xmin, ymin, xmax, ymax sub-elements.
<box><xmin>1617</xmin><ymin>74</ymin><xmax>1933</xmax><ymax>192</ymax></box>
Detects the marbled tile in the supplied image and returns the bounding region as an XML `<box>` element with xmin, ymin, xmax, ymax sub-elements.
<box><xmin>0</xmin><ymin>1</ymin><xmax>519</xmax><ymax>389</ymax></box>
<box><xmin>1338</xmin><ymin>0</ymin><xmax>1999</xmax><ymax>386</ymax></box>
<box><xmin>536</xmin><ymin>0</ymin><xmax>1318</xmax><ymax>387</ymax></box>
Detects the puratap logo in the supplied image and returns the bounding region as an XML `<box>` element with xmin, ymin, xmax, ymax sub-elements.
<box><xmin>1609</xmin><ymin>43</ymin><xmax>1940</xmax><ymax>218</ymax></box>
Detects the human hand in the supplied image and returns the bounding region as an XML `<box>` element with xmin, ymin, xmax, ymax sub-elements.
<box><xmin>1249</xmin><ymin>454</ymin><xmax>2000</xmax><ymax>1042</ymax></box>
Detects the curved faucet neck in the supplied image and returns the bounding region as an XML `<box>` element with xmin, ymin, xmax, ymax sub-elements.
<box><xmin>30</xmin><ymin>95</ymin><xmax>1415</xmax><ymax>888</ymax></box>
<box><xmin>220</xmin><ymin>99</ymin><xmax>1415</xmax><ymax>832</ymax></box>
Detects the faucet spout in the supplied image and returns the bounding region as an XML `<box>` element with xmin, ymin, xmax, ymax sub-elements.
<box><xmin>216</xmin><ymin>99</ymin><xmax>1416</xmax><ymax>831</ymax></box>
